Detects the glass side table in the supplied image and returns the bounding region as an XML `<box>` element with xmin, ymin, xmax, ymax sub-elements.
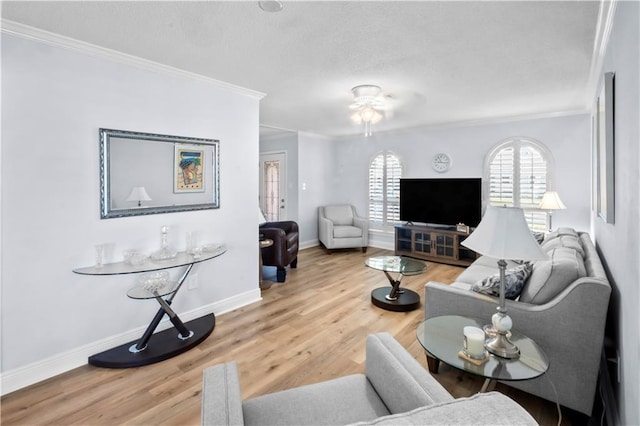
<box><xmin>417</xmin><ymin>315</ymin><xmax>549</xmax><ymax>392</ymax></box>
<box><xmin>365</xmin><ymin>256</ymin><xmax>427</xmax><ymax>312</ymax></box>
<box><xmin>73</xmin><ymin>246</ymin><xmax>226</xmax><ymax>368</ymax></box>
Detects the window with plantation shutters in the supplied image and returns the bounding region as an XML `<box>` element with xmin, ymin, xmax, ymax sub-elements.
<box><xmin>369</xmin><ymin>151</ymin><xmax>403</xmax><ymax>230</ymax></box>
<box><xmin>486</xmin><ymin>139</ymin><xmax>552</xmax><ymax>232</ymax></box>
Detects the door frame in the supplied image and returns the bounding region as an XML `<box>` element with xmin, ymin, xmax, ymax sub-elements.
<box><xmin>259</xmin><ymin>150</ymin><xmax>288</xmax><ymax>221</ymax></box>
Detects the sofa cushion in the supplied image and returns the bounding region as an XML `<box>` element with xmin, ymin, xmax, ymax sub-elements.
<box><xmin>472</xmin><ymin>262</ymin><xmax>532</xmax><ymax>300</ymax></box>
<box><xmin>347</xmin><ymin>392</ymin><xmax>537</xmax><ymax>425</ymax></box>
<box><xmin>544</xmin><ymin>227</ymin><xmax>579</xmax><ymax>241</ymax></box>
<box><xmin>519</xmin><ymin>247</ymin><xmax>587</xmax><ymax>304</ymax></box>
<box><xmin>456</xmin><ymin>264</ymin><xmax>500</xmax><ymax>285</ymax></box>
<box><xmin>334</xmin><ymin>225</ymin><xmax>363</xmax><ymax>238</ymax></box>
<box><xmin>324</xmin><ymin>205</ymin><xmax>354</xmax><ymax>226</ymax></box>
<box><xmin>365</xmin><ymin>333</ymin><xmax>453</xmax><ymax>414</ymax></box>
<box><xmin>541</xmin><ymin>235</ymin><xmax>585</xmax><ymax>257</ymax></box>
<box><xmin>242</xmin><ymin>374</ymin><xmax>390</xmax><ymax>426</ymax></box>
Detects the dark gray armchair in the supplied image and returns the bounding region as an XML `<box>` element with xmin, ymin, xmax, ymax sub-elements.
<box><xmin>259</xmin><ymin>221</ymin><xmax>299</xmax><ymax>282</ymax></box>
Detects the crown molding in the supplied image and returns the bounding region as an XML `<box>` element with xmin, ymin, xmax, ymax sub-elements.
<box><xmin>585</xmin><ymin>0</ymin><xmax>618</xmax><ymax>109</ymax></box>
<box><xmin>0</xmin><ymin>19</ymin><xmax>266</xmax><ymax>100</ymax></box>
<box><xmin>335</xmin><ymin>108</ymin><xmax>591</xmax><ymax>140</ymax></box>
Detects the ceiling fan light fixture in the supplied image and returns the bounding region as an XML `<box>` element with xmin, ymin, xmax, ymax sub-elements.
<box><xmin>350</xmin><ymin>85</ymin><xmax>385</xmax><ymax>136</ymax></box>
<box><xmin>258</xmin><ymin>1</ymin><xmax>283</xmax><ymax>13</ymax></box>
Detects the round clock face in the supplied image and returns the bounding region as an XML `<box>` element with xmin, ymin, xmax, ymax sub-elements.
<box><xmin>432</xmin><ymin>153</ymin><xmax>451</xmax><ymax>172</ymax></box>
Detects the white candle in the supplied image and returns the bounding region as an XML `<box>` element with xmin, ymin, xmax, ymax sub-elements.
<box><xmin>463</xmin><ymin>326</ymin><xmax>486</xmax><ymax>359</ymax></box>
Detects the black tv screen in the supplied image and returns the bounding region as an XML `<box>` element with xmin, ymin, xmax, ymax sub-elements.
<box><xmin>399</xmin><ymin>178</ymin><xmax>482</xmax><ymax>227</ymax></box>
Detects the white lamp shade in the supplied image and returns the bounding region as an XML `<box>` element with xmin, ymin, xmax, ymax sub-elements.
<box><xmin>258</xmin><ymin>207</ymin><xmax>267</xmax><ymax>225</ymax></box>
<box><xmin>126</xmin><ymin>186</ymin><xmax>152</xmax><ymax>202</ymax></box>
<box><xmin>538</xmin><ymin>191</ymin><xmax>567</xmax><ymax>210</ymax></box>
<box><xmin>462</xmin><ymin>206</ymin><xmax>547</xmax><ymax>261</ymax></box>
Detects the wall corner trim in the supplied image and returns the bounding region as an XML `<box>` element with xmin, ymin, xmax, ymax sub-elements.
<box><xmin>1</xmin><ymin>19</ymin><xmax>266</xmax><ymax>100</ymax></box>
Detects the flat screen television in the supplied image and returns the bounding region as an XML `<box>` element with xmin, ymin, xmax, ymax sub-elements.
<box><xmin>399</xmin><ymin>178</ymin><xmax>482</xmax><ymax>227</ymax></box>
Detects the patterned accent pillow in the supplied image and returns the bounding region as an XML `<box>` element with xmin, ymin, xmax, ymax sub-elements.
<box><xmin>472</xmin><ymin>262</ymin><xmax>533</xmax><ymax>300</ymax></box>
<box><xmin>532</xmin><ymin>231</ymin><xmax>545</xmax><ymax>244</ymax></box>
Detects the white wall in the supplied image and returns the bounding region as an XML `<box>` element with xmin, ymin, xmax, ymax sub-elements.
<box><xmin>297</xmin><ymin>132</ymin><xmax>334</xmax><ymax>247</ymax></box>
<box><xmin>592</xmin><ymin>2</ymin><xmax>640</xmax><ymax>424</ymax></box>
<box><xmin>1</xmin><ymin>33</ymin><xmax>262</xmax><ymax>392</ymax></box>
<box><xmin>330</xmin><ymin>114</ymin><xmax>592</xmax><ymax>234</ymax></box>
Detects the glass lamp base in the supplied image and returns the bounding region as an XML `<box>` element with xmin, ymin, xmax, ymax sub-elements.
<box><xmin>486</xmin><ymin>311</ymin><xmax>520</xmax><ymax>359</ymax></box>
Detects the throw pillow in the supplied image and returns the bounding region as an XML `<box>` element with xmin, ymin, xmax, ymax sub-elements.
<box><xmin>472</xmin><ymin>262</ymin><xmax>533</xmax><ymax>300</ymax></box>
<box><xmin>532</xmin><ymin>231</ymin><xmax>545</xmax><ymax>244</ymax></box>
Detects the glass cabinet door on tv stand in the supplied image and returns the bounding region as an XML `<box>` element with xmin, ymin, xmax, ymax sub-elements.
<box><xmin>394</xmin><ymin>224</ymin><xmax>477</xmax><ymax>267</ymax></box>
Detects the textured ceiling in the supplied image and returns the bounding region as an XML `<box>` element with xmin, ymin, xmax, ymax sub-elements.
<box><xmin>2</xmin><ymin>1</ymin><xmax>601</xmax><ymax>137</ymax></box>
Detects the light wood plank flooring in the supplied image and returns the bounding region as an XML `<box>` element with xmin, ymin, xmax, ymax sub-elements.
<box><xmin>2</xmin><ymin>246</ymin><xmax>583</xmax><ymax>425</ymax></box>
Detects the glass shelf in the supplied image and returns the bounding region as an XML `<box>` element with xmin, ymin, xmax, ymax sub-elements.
<box><xmin>127</xmin><ymin>281</ymin><xmax>179</xmax><ymax>300</ymax></box>
<box><xmin>73</xmin><ymin>245</ymin><xmax>226</xmax><ymax>276</ymax></box>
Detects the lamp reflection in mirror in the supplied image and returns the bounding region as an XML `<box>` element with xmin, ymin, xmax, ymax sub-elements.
<box><xmin>538</xmin><ymin>191</ymin><xmax>566</xmax><ymax>233</ymax></box>
<box><xmin>126</xmin><ymin>186</ymin><xmax>152</xmax><ymax>207</ymax></box>
<box><xmin>462</xmin><ymin>206</ymin><xmax>547</xmax><ymax>359</ymax></box>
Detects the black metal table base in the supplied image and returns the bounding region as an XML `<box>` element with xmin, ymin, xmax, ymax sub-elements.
<box><xmin>88</xmin><ymin>314</ymin><xmax>215</xmax><ymax>368</ymax></box>
<box><xmin>371</xmin><ymin>287</ymin><xmax>420</xmax><ymax>312</ymax></box>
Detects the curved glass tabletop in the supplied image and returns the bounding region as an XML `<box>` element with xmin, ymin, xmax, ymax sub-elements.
<box><xmin>365</xmin><ymin>256</ymin><xmax>426</xmax><ymax>275</ymax></box>
<box><xmin>417</xmin><ymin>315</ymin><xmax>549</xmax><ymax>382</ymax></box>
<box><xmin>73</xmin><ymin>245</ymin><xmax>226</xmax><ymax>275</ymax></box>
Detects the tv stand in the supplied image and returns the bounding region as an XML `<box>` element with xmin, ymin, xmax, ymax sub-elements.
<box><xmin>395</xmin><ymin>224</ymin><xmax>477</xmax><ymax>267</ymax></box>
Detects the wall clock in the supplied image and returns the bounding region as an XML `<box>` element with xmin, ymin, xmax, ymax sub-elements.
<box><xmin>432</xmin><ymin>153</ymin><xmax>452</xmax><ymax>173</ymax></box>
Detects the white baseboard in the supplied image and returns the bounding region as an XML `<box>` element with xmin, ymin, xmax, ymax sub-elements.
<box><xmin>299</xmin><ymin>239</ymin><xmax>319</xmax><ymax>250</ymax></box>
<box><xmin>0</xmin><ymin>289</ymin><xmax>261</xmax><ymax>396</ymax></box>
<box><xmin>300</xmin><ymin>233</ymin><xmax>394</xmax><ymax>252</ymax></box>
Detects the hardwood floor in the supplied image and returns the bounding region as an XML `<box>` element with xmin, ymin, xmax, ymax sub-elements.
<box><xmin>2</xmin><ymin>246</ymin><xmax>582</xmax><ymax>425</ymax></box>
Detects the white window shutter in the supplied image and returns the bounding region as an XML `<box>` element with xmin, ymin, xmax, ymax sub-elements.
<box><xmin>369</xmin><ymin>152</ymin><xmax>402</xmax><ymax>228</ymax></box>
<box><xmin>489</xmin><ymin>146</ymin><xmax>515</xmax><ymax>207</ymax></box>
<box><xmin>487</xmin><ymin>139</ymin><xmax>551</xmax><ymax>232</ymax></box>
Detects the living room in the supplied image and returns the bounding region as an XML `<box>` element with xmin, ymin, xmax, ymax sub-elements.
<box><xmin>1</xmin><ymin>1</ymin><xmax>638</xmax><ymax>425</ymax></box>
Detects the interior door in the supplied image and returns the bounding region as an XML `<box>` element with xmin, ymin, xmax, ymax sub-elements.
<box><xmin>259</xmin><ymin>152</ymin><xmax>287</xmax><ymax>222</ymax></box>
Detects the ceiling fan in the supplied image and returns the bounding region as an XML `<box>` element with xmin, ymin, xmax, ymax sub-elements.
<box><xmin>349</xmin><ymin>85</ymin><xmax>395</xmax><ymax>136</ymax></box>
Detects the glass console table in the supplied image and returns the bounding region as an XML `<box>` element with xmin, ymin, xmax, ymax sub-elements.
<box><xmin>365</xmin><ymin>256</ymin><xmax>426</xmax><ymax>312</ymax></box>
<box><xmin>73</xmin><ymin>246</ymin><xmax>225</xmax><ymax>368</ymax></box>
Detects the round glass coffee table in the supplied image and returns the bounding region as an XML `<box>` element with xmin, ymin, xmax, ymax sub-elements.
<box><xmin>365</xmin><ymin>256</ymin><xmax>426</xmax><ymax>312</ymax></box>
<box><xmin>417</xmin><ymin>315</ymin><xmax>549</xmax><ymax>392</ymax></box>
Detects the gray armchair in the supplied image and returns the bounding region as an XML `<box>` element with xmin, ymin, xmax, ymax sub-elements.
<box><xmin>318</xmin><ymin>205</ymin><xmax>368</xmax><ymax>253</ymax></box>
<box><xmin>202</xmin><ymin>333</ymin><xmax>537</xmax><ymax>426</ymax></box>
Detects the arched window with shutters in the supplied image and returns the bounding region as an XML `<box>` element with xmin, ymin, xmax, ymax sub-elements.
<box><xmin>369</xmin><ymin>151</ymin><xmax>403</xmax><ymax>230</ymax></box>
<box><xmin>484</xmin><ymin>138</ymin><xmax>554</xmax><ymax>232</ymax></box>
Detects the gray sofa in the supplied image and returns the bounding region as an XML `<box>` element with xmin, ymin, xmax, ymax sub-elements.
<box><xmin>202</xmin><ymin>333</ymin><xmax>537</xmax><ymax>425</ymax></box>
<box><xmin>424</xmin><ymin>228</ymin><xmax>611</xmax><ymax>416</ymax></box>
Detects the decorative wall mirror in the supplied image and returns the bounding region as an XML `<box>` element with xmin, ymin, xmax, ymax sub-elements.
<box><xmin>100</xmin><ymin>128</ymin><xmax>220</xmax><ymax>219</ymax></box>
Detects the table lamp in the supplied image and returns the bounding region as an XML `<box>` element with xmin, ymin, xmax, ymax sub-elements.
<box><xmin>461</xmin><ymin>206</ymin><xmax>547</xmax><ymax>359</ymax></box>
<box><xmin>126</xmin><ymin>186</ymin><xmax>152</xmax><ymax>207</ymax></box>
<box><xmin>538</xmin><ymin>191</ymin><xmax>566</xmax><ymax>233</ymax></box>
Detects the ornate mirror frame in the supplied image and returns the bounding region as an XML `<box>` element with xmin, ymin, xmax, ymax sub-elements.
<box><xmin>100</xmin><ymin>128</ymin><xmax>220</xmax><ymax>219</ymax></box>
